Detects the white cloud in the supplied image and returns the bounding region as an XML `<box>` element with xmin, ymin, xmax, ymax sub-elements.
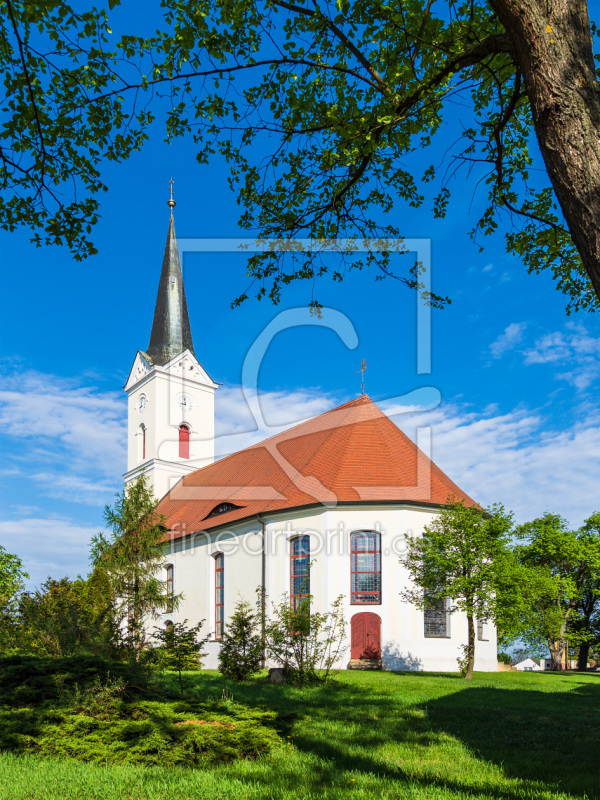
<box><xmin>0</xmin><ymin>517</ymin><xmax>99</xmax><ymax>586</ymax></box>
<box><xmin>214</xmin><ymin>386</ymin><xmax>336</xmax><ymax>456</ymax></box>
<box><xmin>0</xmin><ymin>369</ymin><xmax>126</xmax><ymax>500</ymax></box>
<box><xmin>524</xmin><ymin>324</ymin><xmax>600</xmax><ymax>390</ymax></box>
<box><xmin>382</xmin><ymin>399</ymin><xmax>600</xmax><ymax>527</ymax></box>
<box><xmin>489</xmin><ymin>322</ymin><xmax>527</xmax><ymax>358</ymax></box>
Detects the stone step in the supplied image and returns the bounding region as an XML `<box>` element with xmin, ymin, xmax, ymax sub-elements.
<box><xmin>347</xmin><ymin>658</ymin><xmax>383</xmax><ymax>671</ymax></box>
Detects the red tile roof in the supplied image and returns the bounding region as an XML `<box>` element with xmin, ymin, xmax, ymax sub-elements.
<box><xmin>157</xmin><ymin>395</ymin><xmax>476</xmax><ymax>536</ymax></box>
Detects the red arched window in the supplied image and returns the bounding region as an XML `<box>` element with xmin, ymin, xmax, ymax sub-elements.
<box><xmin>215</xmin><ymin>553</ymin><xmax>224</xmax><ymax>640</ymax></box>
<box><xmin>290</xmin><ymin>535</ymin><xmax>310</xmax><ymax>610</ymax></box>
<box><xmin>351</xmin><ymin>531</ymin><xmax>381</xmax><ymax>604</ymax></box>
<box><xmin>179</xmin><ymin>424</ymin><xmax>190</xmax><ymax>459</ymax></box>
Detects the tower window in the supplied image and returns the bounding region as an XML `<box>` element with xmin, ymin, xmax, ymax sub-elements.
<box><xmin>179</xmin><ymin>424</ymin><xmax>190</xmax><ymax>459</ymax></box>
<box><xmin>215</xmin><ymin>553</ymin><xmax>224</xmax><ymax>640</ymax></box>
<box><xmin>290</xmin><ymin>535</ymin><xmax>310</xmax><ymax>610</ymax></box>
<box><xmin>138</xmin><ymin>424</ymin><xmax>146</xmax><ymax>462</ymax></box>
<box><xmin>351</xmin><ymin>531</ymin><xmax>381</xmax><ymax>604</ymax></box>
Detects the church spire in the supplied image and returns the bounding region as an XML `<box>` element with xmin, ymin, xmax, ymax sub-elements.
<box><xmin>145</xmin><ymin>189</ymin><xmax>195</xmax><ymax>366</ymax></box>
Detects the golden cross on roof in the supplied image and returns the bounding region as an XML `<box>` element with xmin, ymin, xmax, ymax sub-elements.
<box><xmin>357</xmin><ymin>359</ymin><xmax>368</xmax><ymax>396</ymax></box>
<box><xmin>168</xmin><ymin>177</ymin><xmax>176</xmax><ymax>210</ymax></box>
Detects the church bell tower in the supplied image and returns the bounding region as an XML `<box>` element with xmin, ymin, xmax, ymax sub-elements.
<box><xmin>123</xmin><ymin>189</ymin><xmax>218</xmax><ymax>500</ymax></box>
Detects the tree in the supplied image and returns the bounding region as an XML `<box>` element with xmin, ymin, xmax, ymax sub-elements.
<box><xmin>153</xmin><ymin>619</ymin><xmax>206</xmax><ymax>695</ymax></box>
<box><xmin>401</xmin><ymin>498</ymin><xmax>514</xmax><ymax>679</ymax></box>
<box><xmin>1</xmin><ymin>2</ymin><xmax>599</xmax><ymax>311</ymax></box>
<box><xmin>218</xmin><ymin>599</ymin><xmax>264</xmax><ymax>681</ymax></box>
<box><xmin>572</xmin><ymin>512</ymin><xmax>600</xmax><ymax>670</ymax></box>
<box><xmin>16</xmin><ymin>571</ymin><xmax>114</xmax><ymax>657</ymax></box>
<box><xmin>515</xmin><ymin>512</ymin><xmax>600</xmax><ymax>671</ymax></box>
<box><xmin>0</xmin><ymin>545</ymin><xmax>28</xmax><ymax>610</ymax></box>
<box><xmin>90</xmin><ymin>476</ymin><xmax>179</xmax><ymax>661</ymax></box>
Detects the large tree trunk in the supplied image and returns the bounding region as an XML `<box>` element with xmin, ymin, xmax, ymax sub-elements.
<box><xmin>548</xmin><ymin>637</ymin><xmax>565</xmax><ymax>670</ymax></box>
<box><xmin>577</xmin><ymin>642</ymin><xmax>590</xmax><ymax>671</ymax></box>
<box><xmin>465</xmin><ymin>613</ymin><xmax>475</xmax><ymax>679</ymax></box>
<box><xmin>490</xmin><ymin>0</ymin><xmax>600</xmax><ymax>297</ymax></box>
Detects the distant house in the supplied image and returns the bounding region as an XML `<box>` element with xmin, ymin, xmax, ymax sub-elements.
<box><xmin>514</xmin><ymin>658</ymin><xmax>543</xmax><ymax>672</ymax></box>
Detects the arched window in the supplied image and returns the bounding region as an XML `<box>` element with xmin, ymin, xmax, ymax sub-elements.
<box><xmin>215</xmin><ymin>553</ymin><xmax>224</xmax><ymax>640</ymax></box>
<box><xmin>179</xmin><ymin>424</ymin><xmax>190</xmax><ymax>459</ymax></box>
<box><xmin>290</xmin><ymin>535</ymin><xmax>310</xmax><ymax>610</ymax></box>
<box><xmin>138</xmin><ymin>423</ymin><xmax>146</xmax><ymax>461</ymax></box>
<box><xmin>165</xmin><ymin>564</ymin><xmax>174</xmax><ymax>613</ymax></box>
<box><xmin>350</xmin><ymin>531</ymin><xmax>381</xmax><ymax>604</ymax></box>
<box><xmin>424</xmin><ymin>593</ymin><xmax>449</xmax><ymax>637</ymax></box>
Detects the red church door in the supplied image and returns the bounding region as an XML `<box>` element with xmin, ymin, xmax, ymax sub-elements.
<box><xmin>351</xmin><ymin>612</ymin><xmax>381</xmax><ymax>659</ymax></box>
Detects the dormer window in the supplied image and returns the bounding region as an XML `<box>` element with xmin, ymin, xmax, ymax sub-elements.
<box><xmin>205</xmin><ymin>502</ymin><xmax>243</xmax><ymax>519</ymax></box>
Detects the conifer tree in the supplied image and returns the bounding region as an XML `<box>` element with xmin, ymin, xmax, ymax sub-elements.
<box><xmin>218</xmin><ymin>599</ymin><xmax>263</xmax><ymax>681</ymax></box>
<box><xmin>91</xmin><ymin>476</ymin><xmax>179</xmax><ymax>660</ymax></box>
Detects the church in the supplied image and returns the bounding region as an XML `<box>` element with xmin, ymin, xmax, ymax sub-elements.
<box><xmin>124</xmin><ymin>198</ymin><xmax>498</xmax><ymax>672</ymax></box>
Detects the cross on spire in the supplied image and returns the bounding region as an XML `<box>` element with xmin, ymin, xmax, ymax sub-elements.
<box><xmin>357</xmin><ymin>359</ymin><xmax>368</xmax><ymax>396</ymax></box>
<box><xmin>168</xmin><ymin>177</ymin><xmax>176</xmax><ymax>212</ymax></box>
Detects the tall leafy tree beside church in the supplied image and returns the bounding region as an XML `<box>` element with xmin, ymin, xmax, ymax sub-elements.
<box><xmin>401</xmin><ymin>499</ymin><xmax>514</xmax><ymax>679</ymax></box>
<box><xmin>91</xmin><ymin>476</ymin><xmax>180</xmax><ymax>660</ymax></box>
<box><xmin>514</xmin><ymin>512</ymin><xmax>600</xmax><ymax>671</ymax></box>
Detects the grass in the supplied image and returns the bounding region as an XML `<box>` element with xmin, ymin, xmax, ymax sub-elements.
<box><xmin>0</xmin><ymin>669</ymin><xmax>598</xmax><ymax>800</ymax></box>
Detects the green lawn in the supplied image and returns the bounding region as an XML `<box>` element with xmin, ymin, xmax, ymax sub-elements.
<box><xmin>1</xmin><ymin>670</ymin><xmax>598</xmax><ymax>800</ymax></box>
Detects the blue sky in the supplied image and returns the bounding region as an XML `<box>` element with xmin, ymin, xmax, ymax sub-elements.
<box><xmin>2</xmin><ymin>10</ymin><xmax>600</xmax><ymax>586</ymax></box>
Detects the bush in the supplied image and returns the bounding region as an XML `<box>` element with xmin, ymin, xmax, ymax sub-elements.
<box><xmin>0</xmin><ymin>655</ymin><xmax>146</xmax><ymax>706</ymax></box>
<box><xmin>218</xmin><ymin>600</ymin><xmax>263</xmax><ymax>681</ymax></box>
<box><xmin>497</xmin><ymin>652</ymin><xmax>513</xmax><ymax>665</ymax></box>
<box><xmin>265</xmin><ymin>594</ymin><xmax>347</xmax><ymax>685</ymax></box>
<box><xmin>0</xmin><ymin>693</ymin><xmax>279</xmax><ymax>766</ymax></box>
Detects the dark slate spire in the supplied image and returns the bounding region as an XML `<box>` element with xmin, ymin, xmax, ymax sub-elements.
<box><xmin>145</xmin><ymin>199</ymin><xmax>195</xmax><ymax>366</ymax></box>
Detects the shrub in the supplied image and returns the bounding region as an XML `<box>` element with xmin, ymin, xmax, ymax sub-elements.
<box><xmin>0</xmin><ymin>696</ymin><xmax>279</xmax><ymax>766</ymax></box>
<box><xmin>265</xmin><ymin>594</ymin><xmax>347</xmax><ymax>685</ymax></box>
<box><xmin>497</xmin><ymin>652</ymin><xmax>513</xmax><ymax>665</ymax></box>
<box><xmin>0</xmin><ymin>655</ymin><xmax>146</xmax><ymax>706</ymax></box>
<box><xmin>218</xmin><ymin>600</ymin><xmax>263</xmax><ymax>681</ymax></box>
<box><xmin>153</xmin><ymin>619</ymin><xmax>207</xmax><ymax>696</ymax></box>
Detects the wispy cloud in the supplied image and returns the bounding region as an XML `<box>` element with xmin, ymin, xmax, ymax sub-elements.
<box><xmin>524</xmin><ymin>324</ymin><xmax>600</xmax><ymax>390</ymax></box>
<box><xmin>489</xmin><ymin>322</ymin><xmax>527</xmax><ymax>358</ymax></box>
<box><xmin>383</xmin><ymin>400</ymin><xmax>600</xmax><ymax>527</ymax></box>
<box><xmin>0</xmin><ymin>368</ymin><xmax>126</xmax><ymax>506</ymax></box>
<box><xmin>0</xmin><ymin>517</ymin><xmax>99</xmax><ymax>586</ymax></box>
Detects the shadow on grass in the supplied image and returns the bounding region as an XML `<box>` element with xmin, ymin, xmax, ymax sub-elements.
<box><xmin>181</xmin><ymin>671</ymin><xmax>600</xmax><ymax>800</ymax></box>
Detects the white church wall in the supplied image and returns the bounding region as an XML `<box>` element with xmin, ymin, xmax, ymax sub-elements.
<box><xmin>158</xmin><ymin>504</ymin><xmax>498</xmax><ymax>673</ymax></box>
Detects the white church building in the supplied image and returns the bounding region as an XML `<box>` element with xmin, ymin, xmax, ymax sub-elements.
<box><xmin>124</xmin><ymin>199</ymin><xmax>498</xmax><ymax>673</ymax></box>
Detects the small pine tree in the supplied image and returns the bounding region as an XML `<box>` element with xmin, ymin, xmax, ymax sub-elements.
<box><xmin>153</xmin><ymin>619</ymin><xmax>206</xmax><ymax>696</ymax></box>
<box><xmin>218</xmin><ymin>600</ymin><xmax>263</xmax><ymax>681</ymax></box>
